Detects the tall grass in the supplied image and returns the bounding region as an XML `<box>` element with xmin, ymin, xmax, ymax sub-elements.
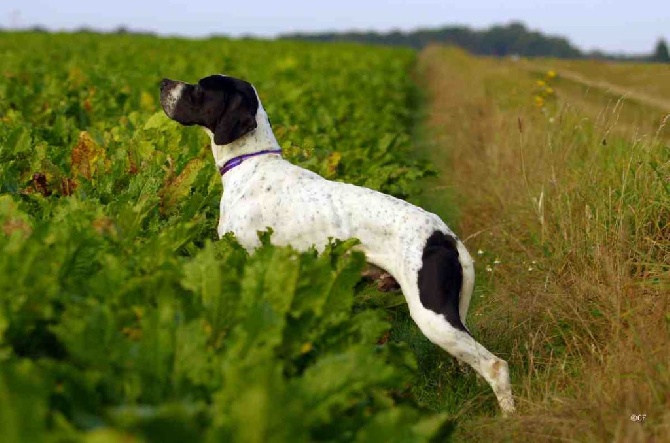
<box><xmin>418</xmin><ymin>45</ymin><xmax>669</xmax><ymax>442</ymax></box>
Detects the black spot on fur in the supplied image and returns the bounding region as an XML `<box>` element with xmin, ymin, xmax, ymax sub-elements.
<box><xmin>417</xmin><ymin>231</ymin><xmax>468</xmax><ymax>333</ymax></box>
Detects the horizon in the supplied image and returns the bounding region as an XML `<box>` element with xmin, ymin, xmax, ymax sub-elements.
<box><xmin>2</xmin><ymin>0</ymin><xmax>669</xmax><ymax>55</ymax></box>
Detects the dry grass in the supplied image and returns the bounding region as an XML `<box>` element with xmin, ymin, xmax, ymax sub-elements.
<box><xmin>518</xmin><ymin>59</ymin><xmax>670</xmax><ymax>143</ymax></box>
<box><xmin>417</xmin><ymin>45</ymin><xmax>670</xmax><ymax>442</ymax></box>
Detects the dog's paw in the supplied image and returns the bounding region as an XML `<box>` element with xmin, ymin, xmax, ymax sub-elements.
<box><xmin>499</xmin><ymin>397</ymin><xmax>516</xmax><ymax>417</ymax></box>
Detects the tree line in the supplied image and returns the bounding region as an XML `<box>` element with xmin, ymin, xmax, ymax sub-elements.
<box><xmin>282</xmin><ymin>22</ymin><xmax>670</xmax><ymax>62</ymax></box>
<box><xmin>3</xmin><ymin>21</ymin><xmax>668</xmax><ymax>62</ymax></box>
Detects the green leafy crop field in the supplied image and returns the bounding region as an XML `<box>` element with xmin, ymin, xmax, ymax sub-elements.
<box><xmin>0</xmin><ymin>33</ymin><xmax>448</xmax><ymax>442</ymax></box>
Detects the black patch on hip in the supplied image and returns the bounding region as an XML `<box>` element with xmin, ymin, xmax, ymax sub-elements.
<box><xmin>417</xmin><ymin>231</ymin><xmax>469</xmax><ymax>333</ymax></box>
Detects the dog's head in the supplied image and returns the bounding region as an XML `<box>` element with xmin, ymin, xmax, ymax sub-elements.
<box><xmin>159</xmin><ymin>75</ymin><xmax>259</xmax><ymax>145</ymax></box>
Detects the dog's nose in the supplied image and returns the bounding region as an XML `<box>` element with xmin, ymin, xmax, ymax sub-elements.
<box><xmin>160</xmin><ymin>78</ymin><xmax>171</xmax><ymax>90</ymax></box>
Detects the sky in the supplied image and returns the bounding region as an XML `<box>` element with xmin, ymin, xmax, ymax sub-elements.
<box><xmin>2</xmin><ymin>0</ymin><xmax>668</xmax><ymax>54</ymax></box>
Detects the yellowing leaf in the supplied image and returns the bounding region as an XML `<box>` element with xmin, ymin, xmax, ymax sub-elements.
<box><xmin>276</xmin><ymin>56</ymin><xmax>298</xmax><ymax>72</ymax></box>
<box><xmin>159</xmin><ymin>158</ymin><xmax>205</xmax><ymax>214</ymax></box>
<box><xmin>0</xmin><ymin>196</ymin><xmax>32</xmax><ymax>238</ymax></box>
<box><xmin>67</xmin><ymin>66</ymin><xmax>87</xmax><ymax>87</ymax></box>
<box><xmin>300</xmin><ymin>342</ymin><xmax>313</xmax><ymax>354</ymax></box>
<box><xmin>326</xmin><ymin>151</ymin><xmax>341</xmax><ymax>177</ymax></box>
<box><xmin>70</xmin><ymin>131</ymin><xmax>108</xmax><ymax>180</ymax></box>
<box><xmin>140</xmin><ymin>90</ymin><xmax>155</xmax><ymax>111</ymax></box>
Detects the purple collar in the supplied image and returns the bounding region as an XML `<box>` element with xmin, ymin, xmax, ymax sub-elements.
<box><xmin>218</xmin><ymin>149</ymin><xmax>283</xmax><ymax>176</ymax></box>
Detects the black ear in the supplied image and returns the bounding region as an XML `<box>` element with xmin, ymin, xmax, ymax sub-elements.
<box><xmin>213</xmin><ymin>83</ymin><xmax>259</xmax><ymax>145</ymax></box>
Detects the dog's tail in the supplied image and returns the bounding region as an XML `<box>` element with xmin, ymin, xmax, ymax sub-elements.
<box><xmin>456</xmin><ymin>240</ymin><xmax>475</xmax><ymax>330</ymax></box>
<box><xmin>417</xmin><ymin>231</ymin><xmax>472</xmax><ymax>334</ymax></box>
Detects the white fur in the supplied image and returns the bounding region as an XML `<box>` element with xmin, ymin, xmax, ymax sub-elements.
<box><xmin>195</xmin><ymin>85</ymin><xmax>515</xmax><ymax>414</ymax></box>
<box><xmin>162</xmin><ymin>83</ymin><xmax>186</xmax><ymax>118</ymax></box>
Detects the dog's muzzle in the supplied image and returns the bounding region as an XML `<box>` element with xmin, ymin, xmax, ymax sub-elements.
<box><xmin>159</xmin><ymin>78</ymin><xmax>185</xmax><ymax>118</ymax></box>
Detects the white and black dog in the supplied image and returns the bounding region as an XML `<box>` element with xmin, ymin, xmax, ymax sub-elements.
<box><xmin>159</xmin><ymin>75</ymin><xmax>515</xmax><ymax>414</ymax></box>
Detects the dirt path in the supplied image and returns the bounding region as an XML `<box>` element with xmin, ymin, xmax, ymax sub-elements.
<box><xmin>521</xmin><ymin>60</ymin><xmax>670</xmax><ymax>113</ymax></box>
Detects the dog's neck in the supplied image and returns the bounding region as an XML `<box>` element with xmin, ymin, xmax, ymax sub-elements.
<box><xmin>204</xmin><ymin>103</ymin><xmax>281</xmax><ymax>171</ymax></box>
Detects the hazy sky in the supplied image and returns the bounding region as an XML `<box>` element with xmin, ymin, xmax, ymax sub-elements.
<box><xmin>2</xmin><ymin>0</ymin><xmax>668</xmax><ymax>54</ymax></box>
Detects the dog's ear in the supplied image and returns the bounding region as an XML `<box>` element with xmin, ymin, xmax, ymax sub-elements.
<box><xmin>213</xmin><ymin>83</ymin><xmax>258</xmax><ymax>145</ymax></box>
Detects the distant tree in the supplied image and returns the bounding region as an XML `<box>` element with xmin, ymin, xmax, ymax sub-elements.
<box><xmin>29</xmin><ymin>25</ymin><xmax>48</xmax><ymax>33</ymax></box>
<box><xmin>282</xmin><ymin>22</ymin><xmax>583</xmax><ymax>59</ymax></box>
<box><xmin>651</xmin><ymin>38</ymin><xmax>670</xmax><ymax>63</ymax></box>
<box><xmin>75</xmin><ymin>26</ymin><xmax>96</xmax><ymax>34</ymax></box>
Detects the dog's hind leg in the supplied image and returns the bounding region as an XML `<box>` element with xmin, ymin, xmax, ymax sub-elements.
<box><xmin>398</xmin><ymin>230</ymin><xmax>515</xmax><ymax>414</ymax></box>
<box><xmin>411</xmin><ymin>308</ymin><xmax>516</xmax><ymax>415</ymax></box>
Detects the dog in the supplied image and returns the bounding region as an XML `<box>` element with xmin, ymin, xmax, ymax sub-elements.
<box><xmin>159</xmin><ymin>74</ymin><xmax>515</xmax><ymax>414</ymax></box>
